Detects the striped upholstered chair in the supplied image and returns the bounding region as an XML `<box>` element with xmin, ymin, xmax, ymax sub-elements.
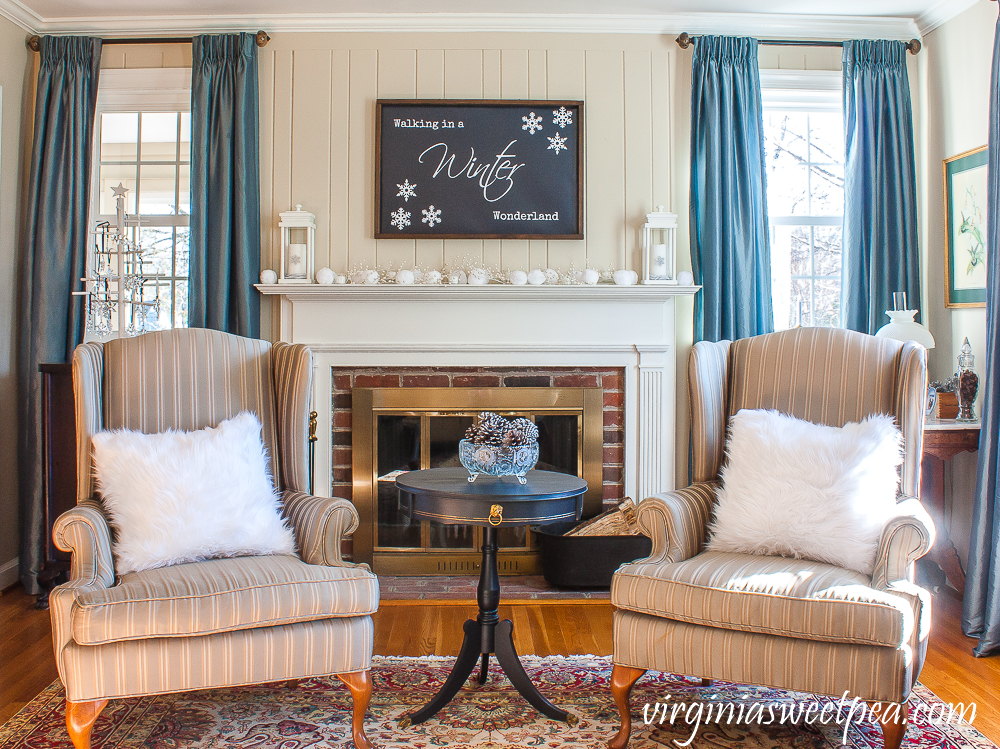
<box><xmin>49</xmin><ymin>329</ymin><xmax>379</xmax><ymax>749</ymax></box>
<box><xmin>608</xmin><ymin>327</ymin><xmax>934</xmax><ymax>749</ymax></box>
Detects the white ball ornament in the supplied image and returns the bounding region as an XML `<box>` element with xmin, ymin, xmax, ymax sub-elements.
<box><xmin>396</xmin><ymin>269</ymin><xmax>415</xmax><ymax>285</ymax></box>
<box><xmin>424</xmin><ymin>269</ymin><xmax>442</xmax><ymax>284</ymax></box>
<box><xmin>315</xmin><ymin>267</ymin><xmax>335</xmax><ymax>285</ymax></box>
<box><xmin>613</xmin><ymin>269</ymin><xmax>637</xmax><ymax>286</ymax></box>
<box><xmin>582</xmin><ymin>268</ymin><xmax>600</xmax><ymax>285</ymax></box>
<box><xmin>363</xmin><ymin>270</ymin><xmax>380</xmax><ymax>285</ymax></box>
<box><xmin>543</xmin><ymin>268</ymin><xmax>559</xmax><ymax>284</ymax></box>
<box><xmin>527</xmin><ymin>269</ymin><xmax>546</xmax><ymax>285</ymax></box>
<box><xmin>508</xmin><ymin>270</ymin><xmax>528</xmax><ymax>285</ymax></box>
<box><xmin>677</xmin><ymin>270</ymin><xmax>695</xmax><ymax>286</ymax></box>
<box><xmin>468</xmin><ymin>268</ymin><xmax>490</xmax><ymax>285</ymax></box>
<box><xmin>259</xmin><ymin>269</ymin><xmax>278</xmax><ymax>284</ymax></box>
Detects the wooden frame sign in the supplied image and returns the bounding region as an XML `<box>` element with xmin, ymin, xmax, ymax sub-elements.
<box><xmin>375</xmin><ymin>100</ymin><xmax>583</xmax><ymax>239</ymax></box>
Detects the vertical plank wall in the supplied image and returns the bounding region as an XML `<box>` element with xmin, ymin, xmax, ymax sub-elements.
<box><xmin>259</xmin><ymin>34</ymin><xmax>676</xmax><ymax>276</ymax></box>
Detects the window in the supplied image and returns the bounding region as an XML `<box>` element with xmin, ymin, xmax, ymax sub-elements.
<box><xmin>93</xmin><ymin>68</ymin><xmax>192</xmax><ymax>330</ymax></box>
<box><xmin>761</xmin><ymin>70</ymin><xmax>844</xmax><ymax>330</ymax></box>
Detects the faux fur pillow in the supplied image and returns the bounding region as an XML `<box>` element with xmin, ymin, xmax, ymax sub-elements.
<box><xmin>93</xmin><ymin>411</ymin><xmax>295</xmax><ymax>574</ymax></box>
<box><xmin>707</xmin><ymin>409</ymin><xmax>903</xmax><ymax>576</ymax></box>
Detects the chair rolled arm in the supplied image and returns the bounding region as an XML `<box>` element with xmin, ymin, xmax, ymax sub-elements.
<box><xmin>52</xmin><ymin>500</ymin><xmax>116</xmax><ymax>589</ymax></box>
<box><xmin>282</xmin><ymin>491</ymin><xmax>366</xmax><ymax>568</ymax></box>
<box><xmin>871</xmin><ymin>496</ymin><xmax>936</xmax><ymax>590</ymax></box>
<box><xmin>636</xmin><ymin>482</ymin><xmax>719</xmax><ymax>564</ymax></box>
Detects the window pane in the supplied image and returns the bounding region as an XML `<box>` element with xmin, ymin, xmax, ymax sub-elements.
<box><xmin>808</xmin><ymin>115</ymin><xmax>844</xmax><ymax>165</ymax></box>
<box><xmin>140</xmin><ymin>112</ymin><xmax>179</xmax><ymax>161</ymax></box>
<box><xmin>771</xmin><ymin>226</ymin><xmax>792</xmax><ymax>331</ymax></box>
<box><xmin>790</xmin><ymin>278</ymin><xmax>812</xmax><ymax>327</ymax></box>
<box><xmin>138</xmin><ymin>165</ymin><xmax>178</xmax><ymax>214</ymax></box>
<box><xmin>813</xmin><ymin>226</ymin><xmax>843</xmax><ymax>277</ymax></box>
<box><xmin>765</xmin><ymin>112</ymin><xmax>808</xmax><ymax>160</ymax></box>
<box><xmin>814</xmin><ymin>279</ymin><xmax>842</xmax><ymax>327</ymax></box>
<box><xmin>174</xmin><ymin>280</ymin><xmax>189</xmax><ymax>328</ymax></box>
<box><xmin>136</xmin><ymin>279</ymin><xmax>171</xmax><ymax>333</ymax></box>
<box><xmin>139</xmin><ymin>227</ymin><xmax>174</xmax><ymax>276</ymax></box>
<box><xmin>789</xmin><ymin>226</ymin><xmax>811</xmax><ymax>276</ymax></box>
<box><xmin>175</xmin><ymin>227</ymin><xmax>190</xmax><ymax>277</ymax></box>
<box><xmin>98</xmin><ymin>165</ymin><xmax>137</xmax><ymax>214</ymax></box>
<box><xmin>100</xmin><ymin>112</ymin><xmax>138</xmax><ymax>161</ymax></box>
<box><xmin>178</xmin><ymin>164</ymin><xmax>190</xmax><ymax>215</ymax></box>
<box><xmin>180</xmin><ymin>113</ymin><xmax>191</xmax><ymax>162</ymax></box>
<box><xmin>809</xmin><ymin>164</ymin><xmax>844</xmax><ymax>216</ymax></box>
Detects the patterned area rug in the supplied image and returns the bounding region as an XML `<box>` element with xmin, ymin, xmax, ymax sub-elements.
<box><xmin>0</xmin><ymin>655</ymin><xmax>993</xmax><ymax>748</ymax></box>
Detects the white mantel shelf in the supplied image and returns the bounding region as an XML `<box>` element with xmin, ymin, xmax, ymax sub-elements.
<box><xmin>255</xmin><ymin>283</ymin><xmax>700</xmax><ymax>302</ymax></box>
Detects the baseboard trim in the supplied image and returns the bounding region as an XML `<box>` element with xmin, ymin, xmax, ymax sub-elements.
<box><xmin>0</xmin><ymin>557</ymin><xmax>19</xmax><ymax>592</ymax></box>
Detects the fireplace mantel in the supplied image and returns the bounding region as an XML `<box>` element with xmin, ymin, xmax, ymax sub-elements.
<box><xmin>259</xmin><ymin>282</ymin><xmax>698</xmax><ymax>509</ymax></box>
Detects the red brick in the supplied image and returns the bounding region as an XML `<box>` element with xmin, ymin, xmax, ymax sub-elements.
<box><xmin>603</xmin><ymin>483</ymin><xmax>625</xmax><ymax>500</ymax></box>
<box><xmin>333</xmin><ymin>374</ymin><xmax>353</xmax><ymax>391</ymax></box>
<box><xmin>552</xmin><ymin>374</ymin><xmax>600</xmax><ymax>388</ymax></box>
<box><xmin>354</xmin><ymin>374</ymin><xmax>401</xmax><ymax>388</ymax></box>
<box><xmin>504</xmin><ymin>375</ymin><xmax>551</xmax><ymax>387</ymax></box>
<box><xmin>604</xmin><ymin>391</ymin><xmax>623</xmax><ymax>408</ymax></box>
<box><xmin>333</xmin><ymin>467</ymin><xmax>352</xmax><ymax>483</ymax></box>
<box><xmin>333</xmin><ymin>411</ymin><xmax>352</xmax><ymax>429</ymax></box>
<box><xmin>333</xmin><ymin>393</ymin><xmax>352</xmax><ymax>409</ymax></box>
<box><xmin>331</xmin><ymin>486</ymin><xmax>352</xmax><ymax>500</ymax></box>
<box><xmin>332</xmin><ymin>447</ymin><xmax>353</xmax><ymax>467</ymax></box>
<box><xmin>602</xmin><ymin>371</ymin><xmax>624</xmax><ymax>391</ymax></box>
<box><xmin>453</xmin><ymin>374</ymin><xmax>502</xmax><ymax>387</ymax></box>
<box><xmin>603</xmin><ymin>465</ymin><xmax>622</xmax><ymax>482</ymax></box>
<box><xmin>604</xmin><ymin>445</ymin><xmax>624</xmax><ymax>464</ymax></box>
<box><xmin>402</xmin><ymin>374</ymin><xmax>451</xmax><ymax>387</ymax></box>
<box><xmin>603</xmin><ymin>410</ymin><xmax>621</xmax><ymax>427</ymax></box>
<box><xmin>331</xmin><ymin>431</ymin><xmax>352</xmax><ymax>446</ymax></box>
<box><xmin>604</xmin><ymin>428</ymin><xmax>624</xmax><ymax>445</ymax></box>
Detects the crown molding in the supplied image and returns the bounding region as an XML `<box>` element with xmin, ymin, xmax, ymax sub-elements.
<box><xmin>0</xmin><ymin>6</ymin><xmax>921</xmax><ymax>40</ymax></box>
<box><xmin>916</xmin><ymin>0</ymin><xmax>979</xmax><ymax>35</ymax></box>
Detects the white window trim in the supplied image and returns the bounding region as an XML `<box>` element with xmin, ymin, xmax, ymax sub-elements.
<box><xmin>760</xmin><ymin>69</ymin><xmax>841</xmax><ymax>113</ymax></box>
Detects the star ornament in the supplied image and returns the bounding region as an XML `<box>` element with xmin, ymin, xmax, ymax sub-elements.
<box><xmin>111</xmin><ymin>183</ymin><xmax>128</xmax><ymax>198</ymax></box>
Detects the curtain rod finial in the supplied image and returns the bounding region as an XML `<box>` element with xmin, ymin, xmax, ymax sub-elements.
<box><xmin>26</xmin><ymin>34</ymin><xmax>40</xmax><ymax>52</ymax></box>
<box><xmin>255</xmin><ymin>30</ymin><xmax>270</xmax><ymax>47</ymax></box>
<box><xmin>907</xmin><ymin>38</ymin><xmax>921</xmax><ymax>54</ymax></box>
<box><xmin>676</xmin><ymin>32</ymin><xmax>693</xmax><ymax>50</ymax></box>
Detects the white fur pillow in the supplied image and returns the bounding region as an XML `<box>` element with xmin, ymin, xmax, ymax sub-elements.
<box><xmin>707</xmin><ymin>409</ymin><xmax>903</xmax><ymax>576</ymax></box>
<box><xmin>93</xmin><ymin>411</ymin><xmax>295</xmax><ymax>574</ymax></box>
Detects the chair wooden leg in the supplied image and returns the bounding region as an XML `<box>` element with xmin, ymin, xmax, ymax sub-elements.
<box><xmin>868</xmin><ymin>701</ymin><xmax>908</xmax><ymax>749</ymax></box>
<box><xmin>66</xmin><ymin>699</ymin><xmax>108</xmax><ymax>749</ymax></box>
<box><xmin>285</xmin><ymin>679</ymin><xmax>301</xmax><ymax>689</ymax></box>
<box><xmin>338</xmin><ymin>670</ymin><xmax>375</xmax><ymax>749</ymax></box>
<box><xmin>609</xmin><ymin>665</ymin><xmax>646</xmax><ymax>749</ymax></box>
<box><xmin>701</xmin><ymin>678</ymin><xmax>713</xmax><ymax>686</ymax></box>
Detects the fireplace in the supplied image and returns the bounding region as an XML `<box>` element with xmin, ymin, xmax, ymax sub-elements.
<box><xmin>350</xmin><ymin>385</ymin><xmax>604</xmax><ymax>574</ymax></box>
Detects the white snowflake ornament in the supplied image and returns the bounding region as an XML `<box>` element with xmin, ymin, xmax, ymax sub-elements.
<box><xmin>522</xmin><ymin>111</ymin><xmax>544</xmax><ymax>135</ymax></box>
<box><xmin>547</xmin><ymin>133</ymin><xmax>568</xmax><ymax>155</ymax></box>
<box><xmin>421</xmin><ymin>205</ymin><xmax>442</xmax><ymax>228</ymax></box>
<box><xmin>552</xmin><ymin>106</ymin><xmax>573</xmax><ymax>128</ymax></box>
<box><xmin>396</xmin><ymin>179</ymin><xmax>417</xmax><ymax>202</ymax></box>
<box><xmin>390</xmin><ymin>207</ymin><xmax>411</xmax><ymax>231</ymax></box>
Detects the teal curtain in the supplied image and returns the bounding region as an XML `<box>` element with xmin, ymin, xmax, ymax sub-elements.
<box><xmin>690</xmin><ymin>36</ymin><xmax>773</xmax><ymax>343</ymax></box>
<box><xmin>963</xmin><ymin>15</ymin><xmax>1000</xmax><ymax>658</ymax></box>
<box><xmin>17</xmin><ymin>36</ymin><xmax>101</xmax><ymax>594</ymax></box>
<box><xmin>842</xmin><ymin>40</ymin><xmax>921</xmax><ymax>334</ymax></box>
<box><xmin>189</xmin><ymin>33</ymin><xmax>261</xmax><ymax>337</ymax></box>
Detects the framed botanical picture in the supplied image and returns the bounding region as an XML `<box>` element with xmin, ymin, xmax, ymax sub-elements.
<box><xmin>944</xmin><ymin>145</ymin><xmax>988</xmax><ymax>308</ymax></box>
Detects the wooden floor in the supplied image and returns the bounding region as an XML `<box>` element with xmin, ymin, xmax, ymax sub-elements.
<box><xmin>1</xmin><ymin>586</ymin><xmax>998</xmax><ymax>743</ymax></box>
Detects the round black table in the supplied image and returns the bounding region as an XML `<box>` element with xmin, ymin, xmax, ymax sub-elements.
<box><xmin>395</xmin><ymin>467</ymin><xmax>587</xmax><ymax>727</ymax></box>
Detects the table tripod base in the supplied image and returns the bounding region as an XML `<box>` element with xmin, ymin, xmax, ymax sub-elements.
<box><xmin>399</xmin><ymin>619</ymin><xmax>575</xmax><ymax>727</ymax></box>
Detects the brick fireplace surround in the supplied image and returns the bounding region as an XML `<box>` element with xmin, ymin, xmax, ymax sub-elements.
<box><xmin>330</xmin><ymin>366</ymin><xmax>626</xmax><ymax>508</ymax></box>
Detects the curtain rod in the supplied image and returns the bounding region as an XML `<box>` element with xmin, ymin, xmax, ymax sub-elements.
<box><xmin>675</xmin><ymin>32</ymin><xmax>921</xmax><ymax>55</ymax></box>
<box><xmin>26</xmin><ymin>30</ymin><xmax>270</xmax><ymax>51</ymax></box>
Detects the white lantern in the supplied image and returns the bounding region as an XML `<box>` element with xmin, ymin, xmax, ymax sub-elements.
<box><xmin>642</xmin><ymin>205</ymin><xmax>677</xmax><ymax>285</ymax></box>
<box><xmin>278</xmin><ymin>204</ymin><xmax>316</xmax><ymax>284</ymax></box>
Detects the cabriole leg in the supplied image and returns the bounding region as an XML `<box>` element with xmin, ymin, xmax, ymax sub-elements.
<box><xmin>609</xmin><ymin>665</ymin><xmax>646</xmax><ymax>749</ymax></box>
<box><xmin>66</xmin><ymin>699</ymin><xmax>108</xmax><ymax>749</ymax></box>
<box><xmin>338</xmin><ymin>670</ymin><xmax>375</xmax><ymax>749</ymax></box>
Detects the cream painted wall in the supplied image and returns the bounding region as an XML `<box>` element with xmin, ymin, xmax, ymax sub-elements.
<box><xmin>0</xmin><ymin>14</ymin><xmax>29</xmax><ymax>587</ymax></box>
<box><xmin>921</xmin><ymin>0</ymin><xmax>995</xmax><ymax>571</ymax></box>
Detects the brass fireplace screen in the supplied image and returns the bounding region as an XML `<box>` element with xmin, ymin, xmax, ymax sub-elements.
<box><xmin>351</xmin><ymin>387</ymin><xmax>603</xmax><ymax>575</ymax></box>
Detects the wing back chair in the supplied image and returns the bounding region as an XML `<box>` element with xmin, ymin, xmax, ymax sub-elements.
<box><xmin>50</xmin><ymin>329</ymin><xmax>379</xmax><ymax>749</ymax></box>
<box><xmin>608</xmin><ymin>327</ymin><xmax>935</xmax><ymax>749</ymax></box>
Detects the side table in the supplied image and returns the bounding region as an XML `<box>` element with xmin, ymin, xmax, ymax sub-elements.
<box><xmin>922</xmin><ymin>419</ymin><xmax>980</xmax><ymax>591</ymax></box>
<box><xmin>395</xmin><ymin>467</ymin><xmax>586</xmax><ymax>727</ymax></box>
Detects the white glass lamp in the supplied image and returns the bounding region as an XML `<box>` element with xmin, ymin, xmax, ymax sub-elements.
<box><xmin>278</xmin><ymin>204</ymin><xmax>316</xmax><ymax>284</ymax></box>
<box><xmin>641</xmin><ymin>206</ymin><xmax>678</xmax><ymax>285</ymax></box>
<box><xmin>875</xmin><ymin>292</ymin><xmax>935</xmax><ymax>349</ymax></box>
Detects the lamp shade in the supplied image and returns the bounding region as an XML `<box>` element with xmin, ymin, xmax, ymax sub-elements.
<box><xmin>875</xmin><ymin>309</ymin><xmax>935</xmax><ymax>349</ymax></box>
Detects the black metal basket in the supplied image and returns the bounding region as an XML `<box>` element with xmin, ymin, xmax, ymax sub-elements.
<box><xmin>531</xmin><ymin>521</ymin><xmax>653</xmax><ymax>589</ymax></box>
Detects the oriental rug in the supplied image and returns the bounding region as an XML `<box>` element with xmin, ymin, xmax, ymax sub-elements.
<box><xmin>0</xmin><ymin>655</ymin><xmax>993</xmax><ymax>748</ymax></box>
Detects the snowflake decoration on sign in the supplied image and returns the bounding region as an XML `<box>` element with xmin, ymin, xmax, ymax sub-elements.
<box><xmin>390</xmin><ymin>207</ymin><xmax>411</xmax><ymax>231</ymax></box>
<box><xmin>396</xmin><ymin>179</ymin><xmax>417</xmax><ymax>202</ymax></box>
<box><xmin>522</xmin><ymin>111</ymin><xmax>544</xmax><ymax>135</ymax></box>
<box><xmin>421</xmin><ymin>205</ymin><xmax>442</xmax><ymax>228</ymax></box>
<box><xmin>552</xmin><ymin>106</ymin><xmax>573</xmax><ymax>128</ymax></box>
<box><xmin>547</xmin><ymin>133</ymin><xmax>568</xmax><ymax>155</ymax></box>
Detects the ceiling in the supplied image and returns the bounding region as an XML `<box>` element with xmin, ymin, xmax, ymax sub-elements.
<box><xmin>0</xmin><ymin>0</ymin><xmax>981</xmax><ymax>37</ymax></box>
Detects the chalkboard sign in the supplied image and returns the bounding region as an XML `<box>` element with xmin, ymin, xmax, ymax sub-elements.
<box><xmin>375</xmin><ymin>100</ymin><xmax>583</xmax><ymax>239</ymax></box>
